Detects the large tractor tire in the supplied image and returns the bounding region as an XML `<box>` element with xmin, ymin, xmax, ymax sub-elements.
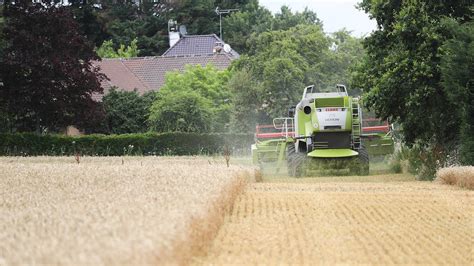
<box><xmin>358</xmin><ymin>146</ymin><xmax>370</xmax><ymax>175</ymax></box>
<box><xmin>350</xmin><ymin>146</ymin><xmax>370</xmax><ymax>176</ymax></box>
<box><xmin>287</xmin><ymin>143</ymin><xmax>307</xmax><ymax>177</ymax></box>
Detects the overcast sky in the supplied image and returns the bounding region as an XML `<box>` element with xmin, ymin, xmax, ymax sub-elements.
<box><xmin>259</xmin><ymin>0</ymin><xmax>377</xmax><ymax>36</ymax></box>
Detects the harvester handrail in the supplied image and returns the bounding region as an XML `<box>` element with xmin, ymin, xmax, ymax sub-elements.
<box><xmin>273</xmin><ymin>117</ymin><xmax>295</xmax><ymax>139</ymax></box>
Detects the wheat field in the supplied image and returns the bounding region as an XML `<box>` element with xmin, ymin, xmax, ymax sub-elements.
<box><xmin>2</xmin><ymin>157</ymin><xmax>473</xmax><ymax>265</ymax></box>
<box><xmin>436</xmin><ymin>166</ymin><xmax>474</xmax><ymax>189</ymax></box>
<box><xmin>193</xmin><ymin>176</ymin><xmax>474</xmax><ymax>265</ymax></box>
<box><xmin>0</xmin><ymin>156</ymin><xmax>252</xmax><ymax>265</ymax></box>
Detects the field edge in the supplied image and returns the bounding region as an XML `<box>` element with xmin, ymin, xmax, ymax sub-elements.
<box><xmin>162</xmin><ymin>171</ymin><xmax>251</xmax><ymax>265</ymax></box>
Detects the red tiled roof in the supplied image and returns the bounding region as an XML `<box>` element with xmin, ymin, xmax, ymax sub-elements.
<box><xmin>163</xmin><ymin>34</ymin><xmax>239</xmax><ymax>58</ymax></box>
<box><xmin>97</xmin><ymin>59</ymin><xmax>150</xmax><ymax>93</ymax></box>
<box><xmin>94</xmin><ymin>53</ymin><xmax>234</xmax><ymax>99</ymax></box>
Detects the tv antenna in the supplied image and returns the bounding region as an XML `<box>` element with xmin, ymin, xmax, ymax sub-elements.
<box><xmin>215</xmin><ymin>7</ymin><xmax>238</xmax><ymax>40</ymax></box>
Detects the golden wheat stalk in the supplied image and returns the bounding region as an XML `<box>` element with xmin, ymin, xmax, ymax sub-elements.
<box><xmin>0</xmin><ymin>156</ymin><xmax>254</xmax><ymax>265</ymax></box>
<box><xmin>436</xmin><ymin>166</ymin><xmax>474</xmax><ymax>189</ymax></box>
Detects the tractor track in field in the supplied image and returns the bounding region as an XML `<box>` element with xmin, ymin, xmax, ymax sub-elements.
<box><xmin>192</xmin><ymin>176</ymin><xmax>473</xmax><ymax>265</ymax></box>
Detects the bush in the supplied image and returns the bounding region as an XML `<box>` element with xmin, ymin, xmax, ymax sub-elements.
<box><xmin>388</xmin><ymin>142</ymin><xmax>460</xmax><ymax>180</ymax></box>
<box><xmin>389</xmin><ymin>159</ymin><xmax>402</xmax><ymax>174</ymax></box>
<box><xmin>151</xmin><ymin>65</ymin><xmax>231</xmax><ymax>133</ymax></box>
<box><xmin>0</xmin><ymin>132</ymin><xmax>254</xmax><ymax>156</ymax></box>
<box><xmin>148</xmin><ymin>91</ymin><xmax>213</xmax><ymax>133</ymax></box>
<box><xmin>102</xmin><ymin>88</ymin><xmax>156</xmax><ymax>134</ymax></box>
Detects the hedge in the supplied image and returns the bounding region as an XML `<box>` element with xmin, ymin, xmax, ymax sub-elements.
<box><xmin>0</xmin><ymin>132</ymin><xmax>255</xmax><ymax>156</ymax></box>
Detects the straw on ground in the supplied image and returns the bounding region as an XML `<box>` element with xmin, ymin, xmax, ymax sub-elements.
<box><xmin>193</xmin><ymin>175</ymin><xmax>473</xmax><ymax>265</ymax></box>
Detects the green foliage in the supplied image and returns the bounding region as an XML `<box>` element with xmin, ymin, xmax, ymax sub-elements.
<box><xmin>273</xmin><ymin>6</ymin><xmax>321</xmax><ymax>30</ymax></box>
<box><xmin>0</xmin><ymin>9</ymin><xmax>5</xmax><ymax>59</ymax></box>
<box><xmin>102</xmin><ymin>88</ymin><xmax>156</xmax><ymax>134</ymax></box>
<box><xmin>0</xmin><ymin>110</ymin><xmax>11</xmax><ymax>133</ymax></box>
<box><xmin>66</xmin><ymin>0</ymin><xmax>327</xmax><ymax>57</ymax></box>
<box><xmin>228</xmin><ymin>69</ymin><xmax>261</xmax><ymax>132</ymax></box>
<box><xmin>460</xmin><ymin>102</ymin><xmax>474</xmax><ymax>165</ymax></box>
<box><xmin>167</xmin><ymin>0</ymin><xmax>218</xmax><ymax>35</ymax></box>
<box><xmin>160</xmin><ymin>65</ymin><xmax>230</xmax><ymax>107</ymax></box>
<box><xmin>354</xmin><ymin>1</ymin><xmax>471</xmax><ymax>146</ymax></box>
<box><xmin>58</xmin><ymin>0</ymin><xmax>329</xmax><ymax>57</ymax></box>
<box><xmin>150</xmin><ymin>65</ymin><xmax>231</xmax><ymax>132</ymax></box>
<box><xmin>221</xmin><ymin>0</ymin><xmax>274</xmax><ymax>53</ymax></box>
<box><xmin>69</xmin><ymin>1</ymin><xmax>108</xmax><ymax>47</ymax></box>
<box><xmin>96</xmin><ymin>38</ymin><xmax>139</xmax><ymax>58</ymax></box>
<box><xmin>0</xmin><ymin>132</ymin><xmax>254</xmax><ymax>156</ymax></box>
<box><xmin>149</xmin><ymin>90</ymin><xmax>214</xmax><ymax>133</ymax></box>
<box><xmin>96</xmin><ymin>0</ymin><xmax>252</xmax><ymax>56</ymax></box>
<box><xmin>326</xmin><ymin>29</ymin><xmax>365</xmax><ymax>95</ymax></box>
<box><xmin>440</xmin><ymin>19</ymin><xmax>474</xmax><ymax>165</ymax></box>
<box><xmin>223</xmin><ymin>2</ymin><xmax>322</xmax><ymax>54</ymax></box>
<box><xmin>389</xmin><ymin>159</ymin><xmax>403</xmax><ymax>174</ymax></box>
<box><xmin>234</xmin><ymin>25</ymin><xmax>325</xmax><ymax>118</ymax></box>
<box><xmin>104</xmin><ymin>4</ymin><xmax>167</xmax><ymax>56</ymax></box>
<box><xmin>232</xmin><ymin>24</ymin><xmax>364</xmax><ymax>123</ymax></box>
<box><xmin>354</xmin><ymin>1</ymin><xmax>473</xmax><ymax>176</ymax></box>
<box><xmin>388</xmin><ymin>142</ymin><xmax>461</xmax><ymax>180</ymax></box>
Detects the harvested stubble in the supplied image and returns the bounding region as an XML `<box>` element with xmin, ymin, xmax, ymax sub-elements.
<box><xmin>436</xmin><ymin>166</ymin><xmax>474</xmax><ymax>190</ymax></box>
<box><xmin>0</xmin><ymin>156</ymin><xmax>253</xmax><ymax>265</ymax></box>
<box><xmin>193</xmin><ymin>178</ymin><xmax>473</xmax><ymax>265</ymax></box>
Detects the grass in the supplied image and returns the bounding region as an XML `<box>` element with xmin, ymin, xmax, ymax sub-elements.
<box><xmin>435</xmin><ymin>166</ymin><xmax>474</xmax><ymax>190</ymax></box>
<box><xmin>0</xmin><ymin>156</ymin><xmax>254</xmax><ymax>265</ymax></box>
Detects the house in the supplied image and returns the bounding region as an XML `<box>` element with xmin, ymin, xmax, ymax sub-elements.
<box><xmin>162</xmin><ymin>34</ymin><xmax>239</xmax><ymax>58</ymax></box>
<box><xmin>95</xmin><ymin>22</ymin><xmax>239</xmax><ymax>99</ymax></box>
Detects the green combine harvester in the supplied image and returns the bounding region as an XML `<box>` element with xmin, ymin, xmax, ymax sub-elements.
<box><xmin>251</xmin><ymin>84</ymin><xmax>393</xmax><ymax>177</ymax></box>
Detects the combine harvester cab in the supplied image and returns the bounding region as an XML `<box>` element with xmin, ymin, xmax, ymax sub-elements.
<box><xmin>252</xmin><ymin>84</ymin><xmax>394</xmax><ymax>177</ymax></box>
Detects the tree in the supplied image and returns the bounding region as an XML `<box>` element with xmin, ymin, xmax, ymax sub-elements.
<box><xmin>99</xmin><ymin>0</ymin><xmax>252</xmax><ymax>56</ymax></box>
<box><xmin>228</xmin><ymin>69</ymin><xmax>262</xmax><ymax>132</ymax></box>
<box><xmin>68</xmin><ymin>0</ymin><xmax>108</xmax><ymax>47</ymax></box>
<box><xmin>233</xmin><ymin>24</ymin><xmax>331</xmax><ymax>119</ymax></box>
<box><xmin>273</xmin><ymin>6</ymin><xmax>322</xmax><ymax>31</ymax></box>
<box><xmin>0</xmin><ymin>6</ymin><xmax>6</xmax><ymax>132</ymax></box>
<box><xmin>353</xmin><ymin>1</ymin><xmax>471</xmax><ymax>146</ymax></box>
<box><xmin>103</xmin><ymin>2</ymin><xmax>168</xmax><ymax>57</ymax></box>
<box><xmin>440</xmin><ymin>19</ymin><xmax>474</xmax><ymax>165</ymax></box>
<box><xmin>326</xmin><ymin>29</ymin><xmax>364</xmax><ymax>93</ymax></box>
<box><xmin>229</xmin><ymin>24</ymin><xmax>365</xmax><ymax>130</ymax></box>
<box><xmin>149</xmin><ymin>90</ymin><xmax>213</xmax><ymax>133</ymax></box>
<box><xmin>97</xmin><ymin>38</ymin><xmax>139</xmax><ymax>58</ymax></box>
<box><xmin>0</xmin><ymin>2</ymin><xmax>105</xmax><ymax>133</ymax></box>
<box><xmin>102</xmin><ymin>88</ymin><xmax>156</xmax><ymax>134</ymax></box>
<box><xmin>223</xmin><ymin>2</ymin><xmax>322</xmax><ymax>54</ymax></box>
<box><xmin>156</xmin><ymin>65</ymin><xmax>231</xmax><ymax>132</ymax></box>
<box><xmin>222</xmin><ymin>0</ymin><xmax>274</xmax><ymax>53</ymax></box>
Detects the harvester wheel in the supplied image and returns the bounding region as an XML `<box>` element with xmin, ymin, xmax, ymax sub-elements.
<box><xmin>286</xmin><ymin>143</ymin><xmax>296</xmax><ymax>176</ymax></box>
<box><xmin>350</xmin><ymin>146</ymin><xmax>370</xmax><ymax>176</ymax></box>
<box><xmin>359</xmin><ymin>146</ymin><xmax>370</xmax><ymax>175</ymax></box>
<box><xmin>287</xmin><ymin>143</ymin><xmax>306</xmax><ymax>177</ymax></box>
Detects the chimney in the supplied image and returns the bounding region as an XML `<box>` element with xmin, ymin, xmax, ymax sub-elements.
<box><xmin>213</xmin><ymin>41</ymin><xmax>223</xmax><ymax>54</ymax></box>
<box><xmin>168</xmin><ymin>20</ymin><xmax>180</xmax><ymax>48</ymax></box>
